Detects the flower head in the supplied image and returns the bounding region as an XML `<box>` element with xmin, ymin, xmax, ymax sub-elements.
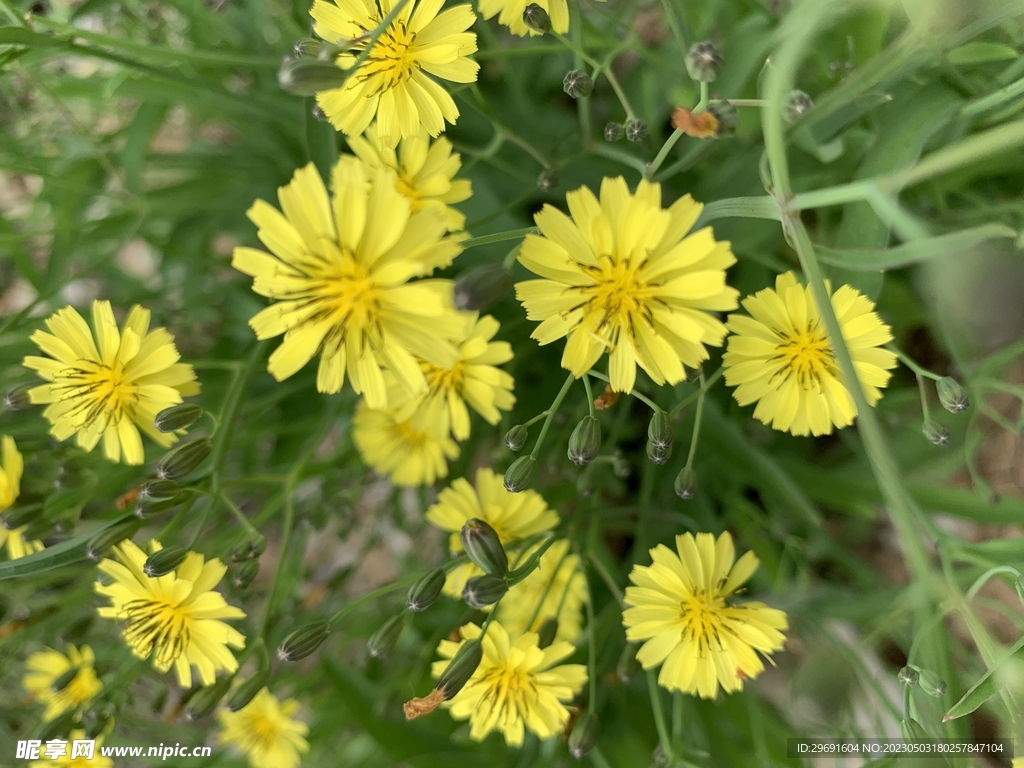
<box><xmin>722</xmin><ymin>272</ymin><xmax>897</xmax><ymax>436</ymax></box>
<box><xmin>233</xmin><ymin>157</ymin><xmax>470</xmax><ymax>410</ymax></box>
<box><xmin>348</xmin><ymin>124</ymin><xmax>472</xmax><ymax>231</ymax></box>
<box><xmin>479</xmin><ymin>0</ymin><xmax>567</xmax><ymax>37</ymax></box>
<box><xmin>22</xmin><ymin>644</ymin><xmax>102</xmax><ymax>722</ymax></box>
<box><xmin>95</xmin><ymin>540</ymin><xmax>246</xmax><ymax>688</ymax></box>
<box><xmin>500</xmin><ymin>538</ymin><xmax>586</xmax><ymax>643</ymax></box>
<box><xmin>31</xmin><ymin>731</ymin><xmax>113</xmax><ymax>768</ymax></box>
<box><xmin>432</xmin><ymin>621</ymin><xmax>587</xmax><ymax>746</ymax></box>
<box><xmin>217</xmin><ymin>687</ymin><xmax>310</xmax><ymax>768</ymax></box>
<box><xmin>353</xmin><ymin>379</ymin><xmax>458</xmax><ymax>485</ymax></box>
<box><xmin>515</xmin><ymin>177</ymin><xmax>738</xmax><ymax>394</ymax></box>
<box><xmin>426</xmin><ymin>467</ymin><xmax>558</xmax><ymax>594</ymax></box>
<box><xmin>311</xmin><ymin>0</ymin><xmax>479</xmax><ymax>147</ymax></box>
<box><xmin>22</xmin><ymin>301</ymin><xmax>200</xmax><ymax>465</ymax></box>
<box><xmin>623</xmin><ymin>531</ymin><xmax>788</xmax><ymax>698</ymax></box>
<box><xmin>0</xmin><ymin>435</ymin><xmax>41</xmax><ymax>560</ymax></box>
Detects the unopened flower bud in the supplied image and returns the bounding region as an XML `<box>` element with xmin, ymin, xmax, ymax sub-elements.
<box><xmin>231</xmin><ymin>559</ymin><xmax>259</xmax><ymax>589</ymax></box>
<box><xmin>278</xmin><ymin>58</ymin><xmax>348</xmax><ymax>96</ymax></box>
<box><xmin>186</xmin><ymin>676</ymin><xmax>233</xmax><ymax>721</ymax></box>
<box><xmin>134</xmin><ymin>493</ymin><xmax>184</xmax><ymax>520</ymax></box>
<box><xmin>617</xmin><ymin>643</ymin><xmax>641</xmax><ymax>684</ymax></box>
<box><xmin>900</xmin><ymin>717</ymin><xmax>928</xmax><ymax>741</ymax></box>
<box><xmin>625</xmin><ymin>118</ymin><xmax>647</xmax><ymax>143</ymax></box>
<box><xmin>537</xmin><ymin>168</ymin><xmax>559</xmax><ymax>192</ymax></box>
<box><xmin>154</xmin><ymin>404</ymin><xmax>203</xmax><ymax>433</ymax></box>
<box><xmin>674</xmin><ymin>466</ymin><xmax>696</xmax><ymax>499</ymax></box>
<box><xmin>563</xmin><ymin>70</ymin><xmax>594</xmax><ymax>99</ymax></box>
<box><xmin>569</xmin><ymin>712</ymin><xmax>600</xmax><ymax>759</ymax></box>
<box><xmin>522</xmin><ymin>3</ymin><xmax>551</xmax><ymax>33</ymax></box>
<box><xmin>685</xmin><ymin>41</ymin><xmax>723</xmax><ymax>83</ymax></box>
<box><xmin>143</xmin><ymin>546</ymin><xmax>189</xmax><ymax>578</ymax></box>
<box><xmin>922</xmin><ymin>420</ymin><xmax>950</xmax><ymax>446</ymax></box>
<box><xmin>368</xmin><ymin>615</ymin><xmax>404</xmax><ymax>658</ymax></box>
<box><xmin>503</xmin><ymin>455</ymin><xmax>536</xmax><ymax>493</ymax></box>
<box><xmin>646</xmin><ymin>440</ymin><xmax>671</xmax><ymax>465</ymax></box>
<box><xmin>454</xmin><ymin>264</ymin><xmax>511</xmax><ymax>311</ymax></box>
<box><xmin>897</xmin><ymin>665</ymin><xmax>919</xmax><ymax>687</ymax></box>
<box><xmin>437</xmin><ymin>639</ymin><xmax>483</xmax><ymax>699</ymax></box>
<box><xmin>917</xmin><ymin>669</ymin><xmax>946</xmax><ymax>697</ymax></box>
<box><xmin>292</xmin><ymin>37</ymin><xmax>323</xmax><ymax>58</ymax></box>
<box><xmin>568</xmin><ymin>416</ymin><xmax>602</xmax><ymax>466</ymax></box>
<box><xmin>3</xmin><ymin>382</ymin><xmax>34</xmax><ymax>411</ymax></box>
<box><xmin>86</xmin><ymin>520</ymin><xmax>142</xmax><ymax>561</ymax></box>
<box><xmin>2</xmin><ymin>504</ymin><xmax>40</xmax><ymax>530</ymax></box>
<box><xmin>408</xmin><ymin>567</ymin><xmax>447</xmax><ymax>612</ymax></box>
<box><xmin>231</xmin><ymin>534</ymin><xmax>268</xmax><ymax>562</ymax></box>
<box><xmin>537</xmin><ymin>617</ymin><xmax>558</xmax><ymax>648</ymax></box>
<box><xmin>936</xmin><ymin>377</ymin><xmax>969</xmax><ymax>414</ymax></box>
<box><xmin>461</xmin><ymin>518</ymin><xmax>509</xmax><ymax>576</ymax></box>
<box><xmin>504</xmin><ymin>424</ymin><xmax>528</xmax><ymax>452</ymax></box>
<box><xmin>278</xmin><ymin>621</ymin><xmax>331</xmax><ymax>662</ymax></box>
<box><xmin>784</xmin><ymin>90</ymin><xmax>814</xmax><ymax>124</ymax></box>
<box><xmin>463</xmin><ymin>574</ymin><xmax>509</xmax><ymax>609</ymax></box>
<box><xmin>646</xmin><ymin>411</ymin><xmax>673</xmax><ymax>465</ymax></box>
<box><xmin>312</xmin><ymin>104</ymin><xmax>328</xmax><ymax>122</ymax></box>
<box><xmin>137</xmin><ymin>479</ymin><xmax>178</xmax><ymax>503</ymax></box>
<box><xmin>50</xmin><ymin>665</ymin><xmax>81</xmax><ymax>694</ymax></box>
<box><xmin>604</xmin><ymin>122</ymin><xmax>624</xmax><ymax>141</ymax></box>
<box><xmin>708</xmin><ymin>100</ymin><xmax>739</xmax><ymax>137</ymax></box>
<box><xmin>156</xmin><ymin>437</ymin><xmax>211</xmax><ymax>481</ymax></box>
<box><xmin>226</xmin><ymin>668</ymin><xmax>271</xmax><ymax>712</ymax></box>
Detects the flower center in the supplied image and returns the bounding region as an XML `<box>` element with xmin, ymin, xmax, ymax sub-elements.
<box><xmin>421</xmin><ymin>359</ymin><xmax>465</xmax><ymax>393</ymax></box>
<box><xmin>119</xmin><ymin>598</ymin><xmax>190</xmax><ymax>671</ymax></box>
<box><xmin>775</xmin><ymin>325</ymin><xmax>837</xmax><ymax>390</ymax></box>
<box><xmin>679</xmin><ymin>590</ymin><xmax>727</xmax><ymax>653</ymax></box>
<box><xmin>243</xmin><ymin>712</ymin><xmax>280</xmax><ymax>750</ymax></box>
<box><xmin>358</xmin><ymin>20</ymin><xmax>419</xmax><ymax>93</ymax></box>
<box><xmin>311</xmin><ymin>252</ymin><xmax>380</xmax><ymax>328</ymax></box>
<box><xmin>53</xmin><ymin>361</ymin><xmax>139</xmax><ymax>430</ymax></box>
<box><xmin>579</xmin><ymin>257</ymin><xmax>652</xmax><ymax>334</ymax></box>
<box><xmin>394</xmin><ymin>418</ymin><xmax>428</xmax><ymax>448</ymax></box>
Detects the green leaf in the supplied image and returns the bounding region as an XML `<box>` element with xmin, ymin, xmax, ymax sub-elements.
<box><xmin>121</xmin><ymin>102</ymin><xmax>168</xmax><ymax>195</ymax></box>
<box><xmin>0</xmin><ymin>515</ymin><xmax>134</xmax><ymax>581</ymax></box>
<box><xmin>947</xmin><ymin>42</ymin><xmax>1019</xmax><ymax>65</ymax></box>
<box><xmin>943</xmin><ymin>636</ymin><xmax>1024</xmax><ymax>721</ymax></box>
<box><xmin>0</xmin><ymin>27</ymin><xmax>62</xmax><ymax>47</ymax></box>
<box><xmin>817</xmin><ymin>224</ymin><xmax>1016</xmax><ymax>270</ymax></box>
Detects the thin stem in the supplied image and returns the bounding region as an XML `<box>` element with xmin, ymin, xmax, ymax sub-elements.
<box><xmin>659</xmin><ymin>0</ymin><xmax>688</xmax><ymax>54</ymax></box>
<box><xmin>523</xmin><ymin>410</ymin><xmax>550</xmax><ymax>429</ymax></box>
<box><xmin>684</xmin><ymin>374</ymin><xmax>707</xmax><ymax>470</ymax></box>
<box><xmin>462</xmin><ymin>227</ymin><xmax>537</xmax><ymax>249</ymax></box>
<box><xmin>588</xmin><ymin>552</ymin><xmax>625</xmax><ymax>607</ymax></box>
<box><xmin>529</xmin><ymin>374</ymin><xmax>576</xmax><ymax>460</ymax></box>
<box><xmin>569</xmin><ymin>0</ymin><xmax>592</xmax><ymax>146</ymax></box>
<box><xmin>586</xmin><ymin>369</ymin><xmax>659</xmax><ymax>411</ymax></box>
<box><xmin>524</xmin><ymin>549</ymin><xmax>571</xmax><ymax>632</ymax></box>
<box><xmin>669</xmin><ymin>367</ymin><xmax>723</xmax><ymax>418</ymax></box>
<box><xmin>916</xmin><ymin>374</ymin><xmax>932</xmax><ymax>422</ymax></box>
<box><xmin>646</xmin><ymin>129</ymin><xmax>684</xmax><ymax>180</ymax></box>
<box><xmin>328</xmin><ymin>573</ymin><xmax>420</xmax><ymax>626</ymax></box>
<box><xmin>219</xmin><ymin>494</ymin><xmax>262</xmax><ymax>539</ymax></box>
<box><xmin>647</xmin><ymin>670</ymin><xmax>676</xmax><ymax>763</ymax></box>
<box><xmin>583</xmin><ymin>552</ymin><xmax>599</xmax><ymax>711</ymax></box>
<box><xmin>694</xmin><ymin>81</ymin><xmax>709</xmax><ymax>113</ymax></box>
<box><xmin>728</xmin><ymin>99</ymin><xmax>769</xmax><ymax>107</ymax></box>
<box><xmin>583</xmin><ymin>374</ymin><xmax>596</xmax><ymax>418</ymax></box>
<box><xmin>0</xmin><ymin>0</ymin><xmax>26</xmax><ymax>26</ymax></box>
<box><xmin>890</xmin><ymin>346</ymin><xmax>943</xmax><ymax>381</ymax></box>
<box><xmin>553</xmin><ymin>32</ymin><xmax>636</xmax><ymax>120</ymax></box>
<box><xmin>259</xmin><ymin>491</ymin><xmax>296</xmax><ymax>637</ymax></box>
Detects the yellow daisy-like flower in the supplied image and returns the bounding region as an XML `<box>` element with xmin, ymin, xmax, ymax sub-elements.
<box><xmin>353</xmin><ymin>380</ymin><xmax>458</xmax><ymax>485</ymax></box>
<box><xmin>515</xmin><ymin>177</ymin><xmax>739</xmax><ymax>394</ymax></box>
<box><xmin>22</xmin><ymin>644</ymin><xmax>102</xmax><ymax>722</ymax></box>
<box><xmin>500</xmin><ymin>539</ymin><xmax>586</xmax><ymax>644</ymax></box>
<box><xmin>232</xmin><ymin>157</ymin><xmax>469</xmax><ymax>410</ymax></box>
<box><xmin>311</xmin><ymin>0</ymin><xmax>479</xmax><ymax>148</ymax></box>
<box><xmin>31</xmin><ymin>731</ymin><xmax>113</xmax><ymax>768</ymax></box>
<box><xmin>417</xmin><ymin>312</ymin><xmax>515</xmax><ymax>441</ymax></box>
<box><xmin>23</xmin><ymin>301</ymin><xmax>200</xmax><ymax>465</ymax></box>
<box><xmin>217</xmin><ymin>687</ymin><xmax>310</xmax><ymax>768</ymax></box>
<box><xmin>348</xmin><ymin>123</ymin><xmax>472</xmax><ymax>231</ymax></box>
<box><xmin>0</xmin><ymin>435</ymin><xmax>42</xmax><ymax>560</ymax></box>
<box><xmin>722</xmin><ymin>272</ymin><xmax>898</xmax><ymax>437</ymax></box>
<box><xmin>425</xmin><ymin>467</ymin><xmax>558</xmax><ymax>594</ymax></box>
<box><xmin>432</xmin><ymin>621</ymin><xmax>587</xmax><ymax>746</ymax></box>
<box><xmin>480</xmin><ymin>0</ymin><xmax>567</xmax><ymax>36</ymax></box>
<box><xmin>95</xmin><ymin>539</ymin><xmax>246</xmax><ymax>688</ymax></box>
<box><xmin>622</xmin><ymin>531</ymin><xmax>788</xmax><ymax>699</ymax></box>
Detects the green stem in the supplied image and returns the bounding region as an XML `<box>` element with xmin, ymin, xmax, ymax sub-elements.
<box><xmin>569</xmin><ymin>0</ymin><xmax>592</xmax><ymax>146</ymax></box>
<box><xmin>669</xmin><ymin>367</ymin><xmax>722</xmax><ymax>418</ymax></box>
<box><xmin>582</xmin><ymin>548</ymin><xmax>599</xmax><ymax>711</ymax></box>
<box><xmin>659</xmin><ymin>0</ymin><xmax>688</xmax><ymax>54</ymax></box>
<box><xmin>890</xmin><ymin>346</ymin><xmax>943</xmax><ymax>381</ymax></box>
<box><xmin>529</xmin><ymin>374</ymin><xmax>576</xmax><ymax>460</ymax></box>
<box><xmin>461</xmin><ymin>227</ymin><xmax>537</xmax><ymax>249</ymax></box>
<box><xmin>583</xmin><ymin>373</ymin><xmax>596</xmax><ymax>418</ymax></box>
<box><xmin>259</xmin><ymin>491</ymin><xmax>295</xmax><ymax>637</ymax></box>
<box><xmin>219</xmin><ymin>494</ymin><xmax>262</xmax><ymax>539</ymax></box>
<box><xmin>553</xmin><ymin>32</ymin><xmax>636</xmax><ymax>120</ymax></box>
<box><xmin>916</xmin><ymin>374</ymin><xmax>932</xmax><ymax>422</ymax></box>
<box><xmin>693</xmin><ymin>81</ymin><xmax>709</xmax><ymax>113</ymax></box>
<box><xmin>523</xmin><ymin>410</ymin><xmax>550</xmax><ymax>429</ymax></box>
<box><xmin>588</xmin><ymin>551</ymin><xmax>625</xmax><ymax>607</ymax></box>
<box><xmin>0</xmin><ymin>0</ymin><xmax>26</xmax><ymax>26</ymax></box>
<box><xmin>647</xmin><ymin>669</ymin><xmax>676</xmax><ymax>763</ymax></box>
<box><xmin>684</xmin><ymin>374</ymin><xmax>707</xmax><ymax>471</ymax></box>
<box><xmin>646</xmin><ymin>129</ymin><xmax>684</xmax><ymax>180</ymax></box>
<box><xmin>586</xmin><ymin>369</ymin><xmax>659</xmax><ymax>411</ymax></box>
<box><xmin>328</xmin><ymin>573</ymin><xmax>420</xmax><ymax>626</ymax></box>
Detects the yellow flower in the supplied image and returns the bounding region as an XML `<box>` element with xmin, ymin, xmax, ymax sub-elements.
<box><xmin>23</xmin><ymin>645</ymin><xmax>102</xmax><ymax>722</ymax></box>
<box><xmin>232</xmin><ymin>157</ymin><xmax>469</xmax><ymax>410</ymax></box>
<box><xmin>432</xmin><ymin>621</ymin><xmax>587</xmax><ymax>746</ymax></box>
<box><xmin>0</xmin><ymin>435</ymin><xmax>42</xmax><ymax>559</ymax></box>
<box><xmin>623</xmin><ymin>531</ymin><xmax>788</xmax><ymax>698</ymax></box>
<box><xmin>500</xmin><ymin>539</ymin><xmax>586</xmax><ymax>644</ymax></box>
<box><xmin>722</xmin><ymin>272</ymin><xmax>897</xmax><ymax>436</ymax></box>
<box><xmin>31</xmin><ymin>730</ymin><xmax>113</xmax><ymax>768</ymax></box>
<box><xmin>217</xmin><ymin>687</ymin><xmax>310</xmax><ymax>768</ymax></box>
<box><xmin>425</xmin><ymin>467</ymin><xmax>558</xmax><ymax>594</ymax></box>
<box><xmin>515</xmin><ymin>177</ymin><xmax>738</xmax><ymax>394</ymax></box>
<box><xmin>311</xmin><ymin>0</ymin><xmax>479</xmax><ymax>147</ymax></box>
<box><xmin>479</xmin><ymin>0</ymin><xmax>567</xmax><ymax>36</ymax></box>
<box><xmin>23</xmin><ymin>301</ymin><xmax>200</xmax><ymax>465</ymax></box>
<box><xmin>417</xmin><ymin>312</ymin><xmax>515</xmax><ymax>440</ymax></box>
<box><xmin>348</xmin><ymin>123</ymin><xmax>472</xmax><ymax>231</ymax></box>
<box><xmin>95</xmin><ymin>540</ymin><xmax>245</xmax><ymax>688</ymax></box>
<box><xmin>353</xmin><ymin>380</ymin><xmax>458</xmax><ymax>485</ymax></box>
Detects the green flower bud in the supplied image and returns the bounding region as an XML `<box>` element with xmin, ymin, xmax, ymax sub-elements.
<box><xmin>563</xmin><ymin>70</ymin><xmax>594</xmax><ymax>99</ymax></box>
<box><xmin>407</xmin><ymin>567</ymin><xmax>447</xmax><ymax>612</ymax></box>
<box><xmin>522</xmin><ymin>3</ymin><xmax>551</xmax><ymax>33</ymax></box>
<box><xmin>143</xmin><ymin>546</ymin><xmax>189</xmax><ymax>578</ymax></box>
<box><xmin>156</xmin><ymin>437</ymin><xmax>211</xmax><ymax>481</ymax></box>
<box><xmin>646</xmin><ymin>411</ymin><xmax>673</xmax><ymax>465</ymax></box>
<box><xmin>3</xmin><ymin>382</ymin><xmax>34</xmax><ymax>411</ymax></box>
<box><xmin>454</xmin><ymin>264</ymin><xmax>512</xmax><ymax>311</ymax></box>
<box><xmin>708</xmin><ymin>100</ymin><xmax>739</xmax><ymax>137</ymax></box>
<box><xmin>278</xmin><ymin>58</ymin><xmax>348</xmax><ymax>96</ymax></box>
<box><xmin>568</xmin><ymin>416</ymin><xmax>602</xmax><ymax>466</ymax></box>
<box><xmin>674</xmin><ymin>466</ymin><xmax>696</xmax><ymax>499</ymax></box>
<box><xmin>504</xmin><ymin>424</ymin><xmax>529</xmax><ymax>452</ymax></box>
<box><xmin>86</xmin><ymin>520</ymin><xmax>142</xmax><ymax>561</ymax></box>
<box><xmin>231</xmin><ymin>534</ymin><xmax>268</xmax><ymax>562</ymax></box>
<box><xmin>569</xmin><ymin>712</ymin><xmax>600</xmax><ymax>759</ymax></box>
<box><xmin>277</xmin><ymin>621</ymin><xmax>331</xmax><ymax>662</ymax></box>
<box><xmin>50</xmin><ymin>665</ymin><xmax>80</xmax><ymax>694</ymax></box>
<box><xmin>646</xmin><ymin>440</ymin><xmax>672</xmax><ymax>465</ymax></box>
<box><xmin>537</xmin><ymin>617</ymin><xmax>558</xmax><ymax>648</ymax></box>
<box><xmin>436</xmin><ymin>638</ymin><xmax>483</xmax><ymax>699</ymax></box>
<box><xmin>784</xmin><ymin>90</ymin><xmax>814</xmax><ymax>124</ymax></box>
<box><xmin>685</xmin><ymin>41</ymin><xmax>722</xmax><ymax>83</ymax></box>
<box><xmin>463</xmin><ymin>574</ymin><xmax>509</xmax><ymax>609</ymax></box>
<box><xmin>154</xmin><ymin>404</ymin><xmax>203</xmax><ymax>433</ymax></box>
<box><xmin>537</xmin><ymin>168</ymin><xmax>559</xmax><ymax>192</ymax></box>
<box><xmin>503</xmin><ymin>455</ymin><xmax>537</xmax><ymax>493</ymax></box>
<box><xmin>2</xmin><ymin>504</ymin><xmax>41</xmax><ymax>530</ymax></box>
<box><xmin>226</xmin><ymin>668</ymin><xmax>271</xmax><ymax>712</ymax></box>
<box><xmin>134</xmin><ymin>492</ymin><xmax>184</xmax><ymax>520</ymax></box>
<box><xmin>617</xmin><ymin>643</ymin><xmax>641</xmax><ymax>684</ymax></box>
<box><xmin>624</xmin><ymin>118</ymin><xmax>647</xmax><ymax>143</ymax></box>
<box><xmin>936</xmin><ymin>377</ymin><xmax>969</xmax><ymax>414</ymax></box>
<box><xmin>292</xmin><ymin>37</ymin><xmax>324</xmax><ymax>59</ymax></box>
<box><xmin>33</xmin><ymin>710</ymin><xmax>77</xmax><ymax>741</ymax></box>
<box><xmin>917</xmin><ymin>669</ymin><xmax>946</xmax><ymax>697</ymax></box>
<box><xmin>922</xmin><ymin>420</ymin><xmax>950</xmax><ymax>446</ymax></box>
<box><xmin>312</xmin><ymin>104</ymin><xmax>328</xmax><ymax>122</ymax></box>
<box><xmin>461</xmin><ymin>518</ymin><xmax>509</xmax><ymax>576</ymax></box>
<box><xmin>897</xmin><ymin>665</ymin><xmax>919</xmax><ymax>687</ymax></box>
<box><xmin>603</xmin><ymin>122</ymin><xmax>624</xmax><ymax>141</ymax></box>
<box><xmin>368</xmin><ymin>615</ymin><xmax>404</xmax><ymax>658</ymax></box>
<box><xmin>137</xmin><ymin>479</ymin><xmax>179</xmax><ymax>503</ymax></box>
<box><xmin>231</xmin><ymin>559</ymin><xmax>260</xmax><ymax>589</ymax></box>
<box><xmin>900</xmin><ymin>717</ymin><xmax>928</xmax><ymax>741</ymax></box>
<box><xmin>185</xmin><ymin>676</ymin><xmax>233</xmax><ymax>721</ymax></box>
